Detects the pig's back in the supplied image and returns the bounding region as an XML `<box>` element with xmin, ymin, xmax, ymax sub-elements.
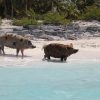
<box><xmin>44</xmin><ymin>43</ymin><xmax>67</xmax><ymax>58</ymax></box>
<box><xmin>0</xmin><ymin>34</ymin><xmax>26</xmax><ymax>49</ymax></box>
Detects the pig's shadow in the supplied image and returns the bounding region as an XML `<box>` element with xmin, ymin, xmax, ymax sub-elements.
<box><xmin>42</xmin><ymin>58</ymin><xmax>67</xmax><ymax>63</ymax></box>
<box><xmin>0</xmin><ymin>54</ymin><xmax>32</xmax><ymax>58</ymax></box>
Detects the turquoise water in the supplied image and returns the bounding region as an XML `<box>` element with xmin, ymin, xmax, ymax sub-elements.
<box><xmin>0</xmin><ymin>62</ymin><xmax>100</xmax><ymax>100</ymax></box>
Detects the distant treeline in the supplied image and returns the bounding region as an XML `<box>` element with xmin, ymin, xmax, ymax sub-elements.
<box><xmin>0</xmin><ymin>0</ymin><xmax>100</xmax><ymax>25</ymax></box>
<box><xmin>0</xmin><ymin>0</ymin><xmax>99</xmax><ymax>18</ymax></box>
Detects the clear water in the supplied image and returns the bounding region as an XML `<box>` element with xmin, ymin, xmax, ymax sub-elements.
<box><xmin>0</xmin><ymin>62</ymin><xmax>100</xmax><ymax>100</ymax></box>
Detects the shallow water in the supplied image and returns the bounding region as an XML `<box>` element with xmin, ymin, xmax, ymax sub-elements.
<box><xmin>0</xmin><ymin>62</ymin><xmax>100</xmax><ymax>100</ymax></box>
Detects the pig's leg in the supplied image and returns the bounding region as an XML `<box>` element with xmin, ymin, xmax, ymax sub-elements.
<box><xmin>16</xmin><ymin>49</ymin><xmax>20</xmax><ymax>56</ymax></box>
<box><xmin>47</xmin><ymin>56</ymin><xmax>50</xmax><ymax>60</ymax></box>
<box><xmin>61</xmin><ymin>57</ymin><xmax>64</xmax><ymax>62</ymax></box>
<box><xmin>2</xmin><ymin>46</ymin><xmax>5</xmax><ymax>55</ymax></box>
<box><xmin>64</xmin><ymin>57</ymin><xmax>67</xmax><ymax>61</ymax></box>
<box><xmin>21</xmin><ymin>49</ymin><xmax>24</xmax><ymax>57</ymax></box>
<box><xmin>2</xmin><ymin>49</ymin><xmax>5</xmax><ymax>55</ymax></box>
<box><xmin>44</xmin><ymin>54</ymin><xmax>50</xmax><ymax>60</ymax></box>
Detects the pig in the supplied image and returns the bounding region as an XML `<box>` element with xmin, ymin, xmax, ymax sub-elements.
<box><xmin>0</xmin><ymin>34</ymin><xmax>36</xmax><ymax>57</ymax></box>
<box><xmin>43</xmin><ymin>43</ymin><xmax>78</xmax><ymax>61</ymax></box>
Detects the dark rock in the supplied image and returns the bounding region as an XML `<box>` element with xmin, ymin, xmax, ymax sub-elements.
<box><xmin>23</xmin><ymin>25</ymin><xmax>39</xmax><ymax>30</ymax></box>
<box><xmin>86</xmin><ymin>26</ymin><xmax>100</xmax><ymax>32</ymax></box>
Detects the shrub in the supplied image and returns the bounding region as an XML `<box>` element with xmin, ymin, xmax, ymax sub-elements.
<box><xmin>43</xmin><ymin>12</ymin><xmax>69</xmax><ymax>25</ymax></box>
<box><xmin>13</xmin><ymin>17</ymin><xmax>38</xmax><ymax>26</ymax></box>
<box><xmin>78</xmin><ymin>5</ymin><xmax>100</xmax><ymax>21</ymax></box>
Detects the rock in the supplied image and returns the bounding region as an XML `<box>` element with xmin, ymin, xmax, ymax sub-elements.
<box><xmin>1</xmin><ymin>19</ymin><xmax>100</xmax><ymax>40</ymax></box>
<box><xmin>86</xmin><ymin>26</ymin><xmax>100</xmax><ymax>32</ymax></box>
<box><xmin>13</xmin><ymin>27</ymin><xmax>23</xmax><ymax>31</ymax></box>
<box><xmin>31</xmin><ymin>29</ymin><xmax>44</xmax><ymax>37</ymax></box>
<box><xmin>39</xmin><ymin>34</ymin><xmax>61</xmax><ymax>41</ymax></box>
<box><xmin>13</xmin><ymin>30</ymin><xmax>30</xmax><ymax>36</ymax></box>
<box><xmin>23</xmin><ymin>25</ymin><xmax>39</xmax><ymax>30</ymax></box>
<box><xmin>24</xmin><ymin>34</ymin><xmax>35</xmax><ymax>40</ymax></box>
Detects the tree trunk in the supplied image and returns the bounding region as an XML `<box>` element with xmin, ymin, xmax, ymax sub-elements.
<box><xmin>11</xmin><ymin>0</ymin><xmax>14</xmax><ymax>18</ymax></box>
<box><xmin>4</xmin><ymin>0</ymin><xmax>7</xmax><ymax>18</ymax></box>
<box><xmin>25</xmin><ymin>0</ymin><xmax>28</xmax><ymax>13</ymax></box>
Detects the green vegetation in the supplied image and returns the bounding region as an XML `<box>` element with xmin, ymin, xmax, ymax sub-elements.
<box><xmin>13</xmin><ymin>12</ymin><xmax>70</xmax><ymax>26</ymax></box>
<box><xmin>0</xmin><ymin>0</ymin><xmax>99</xmax><ymax>25</ymax></box>
<box><xmin>13</xmin><ymin>18</ymin><xmax>38</xmax><ymax>26</ymax></box>
<box><xmin>43</xmin><ymin>12</ymin><xmax>69</xmax><ymax>25</ymax></box>
<box><xmin>79</xmin><ymin>5</ymin><xmax>100</xmax><ymax>21</ymax></box>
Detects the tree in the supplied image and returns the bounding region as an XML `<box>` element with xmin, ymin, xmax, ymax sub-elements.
<box><xmin>76</xmin><ymin>0</ymin><xmax>86</xmax><ymax>13</ymax></box>
<box><xmin>3</xmin><ymin>0</ymin><xmax>7</xmax><ymax>18</ymax></box>
<box><xmin>85</xmin><ymin>0</ymin><xmax>95</xmax><ymax>6</ymax></box>
<box><xmin>11</xmin><ymin>0</ymin><xmax>14</xmax><ymax>18</ymax></box>
<box><xmin>64</xmin><ymin>2</ymin><xmax>80</xmax><ymax>19</ymax></box>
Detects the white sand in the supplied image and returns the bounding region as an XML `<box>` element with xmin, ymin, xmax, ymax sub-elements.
<box><xmin>0</xmin><ymin>38</ymin><xmax>100</xmax><ymax>67</ymax></box>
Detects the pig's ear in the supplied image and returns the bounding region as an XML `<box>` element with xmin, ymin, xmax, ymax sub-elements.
<box><xmin>70</xmin><ymin>43</ymin><xmax>73</xmax><ymax>48</ymax></box>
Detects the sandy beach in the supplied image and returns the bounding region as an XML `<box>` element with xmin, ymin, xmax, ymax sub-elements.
<box><xmin>0</xmin><ymin>38</ymin><xmax>100</xmax><ymax>67</ymax></box>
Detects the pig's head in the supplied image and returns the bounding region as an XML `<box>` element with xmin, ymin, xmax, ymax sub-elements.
<box><xmin>24</xmin><ymin>39</ymin><xmax>36</xmax><ymax>49</ymax></box>
<box><xmin>66</xmin><ymin>46</ymin><xmax>79</xmax><ymax>57</ymax></box>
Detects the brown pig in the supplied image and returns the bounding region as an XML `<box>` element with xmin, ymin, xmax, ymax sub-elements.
<box><xmin>43</xmin><ymin>43</ymin><xmax>78</xmax><ymax>61</ymax></box>
<box><xmin>0</xmin><ymin>34</ymin><xmax>36</xmax><ymax>57</ymax></box>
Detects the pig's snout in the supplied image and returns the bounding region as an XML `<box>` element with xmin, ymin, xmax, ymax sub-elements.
<box><xmin>73</xmin><ymin>49</ymin><xmax>79</xmax><ymax>53</ymax></box>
